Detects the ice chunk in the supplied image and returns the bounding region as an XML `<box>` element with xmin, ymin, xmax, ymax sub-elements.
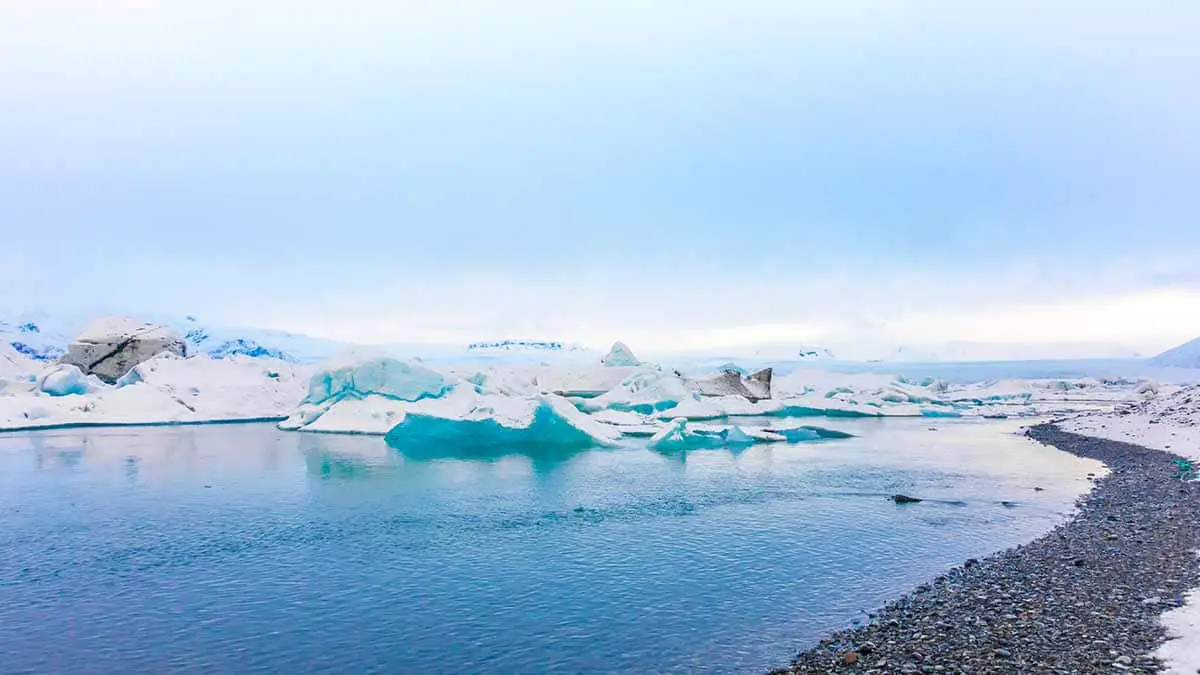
<box><xmin>304</xmin><ymin>353</ymin><xmax>449</xmax><ymax>405</ymax></box>
<box><xmin>385</xmin><ymin>395</ymin><xmax>620</xmax><ymax>453</ymax></box>
<box><xmin>37</xmin><ymin>364</ymin><xmax>91</xmax><ymax>397</ymax></box>
<box><xmin>920</xmin><ymin>408</ymin><xmax>963</xmax><ymax>418</ymax></box>
<box><xmin>766</xmin><ymin>424</ymin><xmax>855</xmax><ymax>441</ymax></box>
<box><xmin>647</xmin><ymin>418</ymin><xmax>781</xmax><ymax>451</ymax></box>
<box><xmin>584</xmin><ymin>368</ymin><xmax>700</xmax><ymax>414</ymax></box>
<box><xmin>601</xmin><ymin>341</ymin><xmax>640</xmax><ymax>367</ymax></box>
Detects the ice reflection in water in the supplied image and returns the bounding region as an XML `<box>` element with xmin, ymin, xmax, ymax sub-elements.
<box><xmin>0</xmin><ymin>419</ymin><xmax>1099</xmax><ymax>673</ymax></box>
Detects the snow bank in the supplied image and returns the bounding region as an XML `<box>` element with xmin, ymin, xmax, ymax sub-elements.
<box><xmin>1158</xmin><ymin>555</ymin><xmax>1200</xmax><ymax>675</ymax></box>
<box><xmin>1060</xmin><ymin>384</ymin><xmax>1200</xmax><ymax>461</ymax></box>
<box><xmin>0</xmin><ymin>353</ymin><xmax>307</xmax><ymax>430</ymax></box>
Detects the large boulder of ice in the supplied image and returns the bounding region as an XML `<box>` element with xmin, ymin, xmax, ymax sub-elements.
<box><xmin>37</xmin><ymin>364</ymin><xmax>93</xmax><ymax>397</ymax></box>
<box><xmin>59</xmin><ymin>317</ymin><xmax>187</xmax><ymax>384</ymax></box>
<box><xmin>601</xmin><ymin>341</ymin><xmax>640</xmax><ymax>367</ymax></box>
<box><xmin>385</xmin><ymin>395</ymin><xmax>621</xmax><ymax>455</ymax></box>
<box><xmin>303</xmin><ymin>352</ymin><xmax>450</xmax><ymax>405</ymax></box>
<box><xmin>584</xmin><ymin>368</ymin><xmax>700</xmax><ymax>414</ymax></box>
<box><xmin>647</xmin><ymin>418</ymin><xmax>782</xmax><ymax>452</ymax></box>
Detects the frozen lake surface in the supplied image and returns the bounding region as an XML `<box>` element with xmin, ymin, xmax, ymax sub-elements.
<box><xmin>0</xmin><ymin>419</ymin><xmax>1100</xmax><ymax>673</ymax></box>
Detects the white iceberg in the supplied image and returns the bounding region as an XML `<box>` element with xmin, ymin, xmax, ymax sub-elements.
<box><xmin>584</xmin><ymin>368</ymin><xmax>700</xmax><ymax>414</ymax></box>
<box><xmin>601</xmin><ymin>341</ymin><xmax>641</xmax><ymax>367</ymax></box>
<box><xmin>37</xmin><ymin>364</ymin><xmax>95</xmax><ymax>397</ymax></box>
<box><xmin>384</xmin><ymin>394</ymin><xmax>622</xmax><ymax>454</ymax></box>
<box><xmin>647</xmin><ymin>418</ymin><xmax>783</xmax><ymax>451</ymax></box>
<box><xmin>281</xmin><ymin>353</ymin><xmax>623</xmax><ymax>449</ymax></box>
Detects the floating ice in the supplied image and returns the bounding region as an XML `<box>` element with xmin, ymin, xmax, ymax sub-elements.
<box><xmin>601</xmin><ymin>341</ymin><xmax>640</xmax><ymax>367</ymax></box>
<box><xmin>766</xmin><ymin>424</ymin><xmax>856</xmax><ymax>441</ymax></box>
<box><xmin>584</xmin><ymin>368</ymin><xmax>699</xmax><ymax>414</ymax></box>
<box><xmin>303</xmin><ymin>353</ymin><xmax>450</xmax><ymax>405</ymax></box>
<box><xmin>37</xmin><ymin>364</ymin><xmax>92</xmax><ymax>397</ymax></box>
<box><xmin>0</xmin><ymin>351</ymin><xmax>308</xmax><ymax>430</ymax></box>
<box><xmin>385</xmin><ymin>395</ymin><xmax>621</xmax><ymax>455</ymax></box>
<box><xmin>647</xmin><ymin>418</ymin><xmax>782</xmax><ymax>451</ymax></box>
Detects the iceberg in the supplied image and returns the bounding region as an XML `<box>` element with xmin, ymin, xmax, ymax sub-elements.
<box><xmin>0</xmin><ymin>351</ymin><xmax>309</xmax><ymax>431</ymax></box>
<box><xmin>37</xmin><ymin>364</ymin><xmax>93</xmax><ymax>397</ymax></box>
<box><xmin>303</xmin><ymin>353</ymin><xmax>450</xmax><ymax>405</ymax></box>
<box><xmin>600</xmin><ymin>341</ymin><xmax>641</xmax><ymax>367</ymax></box>
<box><xmin>584</xmin><ymin>368</ymin><xmax>699</xmax><ymax>414</ymax></box>
<box><xmin>281</xmin><ymin>353</ymin><xmax>623</xmax><ymax>448</ymax></box>
<box><xmin>385</xmin><ymin>395</ymin><xmax>621</xmax><ymax>455</ymax></box>
<box><xmin>766</xmin><ymin>424</ymin><xmax>856</xmax><ymax>441</ymax></box>
<box><xmin>647</xmin><ymin>418</ymin><xmax>783</xmax><ymax>451</ymax></box>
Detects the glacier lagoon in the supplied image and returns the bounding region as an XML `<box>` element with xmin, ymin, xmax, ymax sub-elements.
<box><xmin>0</xmin><ymin>419</ymin><xmax>1100</xmax><ymax>673</ymax></box>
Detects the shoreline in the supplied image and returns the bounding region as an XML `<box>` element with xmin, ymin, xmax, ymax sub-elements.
<box><xmin>777</xmin><ymin>423</ymin><xmax>1200</xmax><ymax>674</ymax></box>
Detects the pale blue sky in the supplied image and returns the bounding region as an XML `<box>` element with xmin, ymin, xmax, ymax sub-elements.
<box><xmin>2</xmin><ymin>1</ymin><xmax>1199</xmax><ymax>351</ymax></box>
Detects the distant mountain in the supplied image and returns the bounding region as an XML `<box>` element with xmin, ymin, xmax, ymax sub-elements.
<box><xmin>0</xmin><ymin>312</ymin><xmax>347</xmax><ymax>364</ymax></box>
<box><xmin>1150</xmin><ymin>337</ymin><xmax>1200</xmax><ymax>368</ymax></box>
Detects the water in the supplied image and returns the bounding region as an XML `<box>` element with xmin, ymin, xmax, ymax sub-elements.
<box><xmin>0</xmin><ymin>419</ymin><xmax>1100</xmax><ymax>673</ymax></box>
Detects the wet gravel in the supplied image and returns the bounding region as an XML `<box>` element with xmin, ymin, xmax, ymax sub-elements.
<box><xmin>776</xmin><ymin>424</ymin><xmax>1200</xmax><ymax>674</ymax></box>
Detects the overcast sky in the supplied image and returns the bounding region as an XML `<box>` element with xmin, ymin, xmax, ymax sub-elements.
<box><xmin>2</xmin><ymin>1</ymin><xmax>1198</xmax><ymax>352</ymax></box>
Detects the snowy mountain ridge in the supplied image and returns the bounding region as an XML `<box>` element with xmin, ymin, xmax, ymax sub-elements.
<box><xmin>1151</xmin><ymin>337</ymin><xmax>1200</xmax><ymax>369</ymax></box>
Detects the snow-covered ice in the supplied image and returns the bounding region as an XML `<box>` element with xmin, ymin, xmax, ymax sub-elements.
<box><xmin>0</xmin><ymin>352</ymin><xmax>308</xmax><ymax>430</ymax></box>
<box><xmin>1059</xmin><ymin>384</ymin><xmax>1200</xmax><ymax>461</ymax></box>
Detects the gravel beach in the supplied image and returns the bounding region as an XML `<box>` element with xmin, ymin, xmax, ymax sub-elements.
<box><xmin>777</xmin><ymin>424</ymin><xmax>1200</xmax><ymax>674</ymax></box>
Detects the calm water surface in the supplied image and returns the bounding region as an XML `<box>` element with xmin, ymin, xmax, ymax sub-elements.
<box><xmin>0</xmin><ymin>419</ymin><xmax>1100</xmax><ymax>673</ymax></box>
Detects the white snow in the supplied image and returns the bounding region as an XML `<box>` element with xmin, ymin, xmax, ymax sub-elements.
<box><xmin>0</xmin><ymin>352</ymin><xmax>308</xmax><ymax>430</ymax></box>
<box><xmin>1059</xmin><ymin>384</ymin><xmax>1200</xmax><ymax>461</ymax></box>
<box><xmin>1158</xmin><ymin>558</ymin><xmax>1200</xmax><ymax>675</ymax></box>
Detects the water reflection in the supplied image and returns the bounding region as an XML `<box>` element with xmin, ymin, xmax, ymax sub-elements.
<box><xmin>0</xmin><ymin>418</ymin><xmax>1102</xmax><ymax>675</ymax></box>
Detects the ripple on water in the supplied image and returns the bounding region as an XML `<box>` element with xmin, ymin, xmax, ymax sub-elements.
<box><xmin>0</xmin><ymin>418</ymin><xmax>1099</xmax><ymax>673</ymax></box>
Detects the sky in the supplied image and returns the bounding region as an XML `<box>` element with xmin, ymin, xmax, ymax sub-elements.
<box><xmin>2</xmin><ymin>1</ymin><xmax>1199</xmax><ymax>354</ymax></box>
